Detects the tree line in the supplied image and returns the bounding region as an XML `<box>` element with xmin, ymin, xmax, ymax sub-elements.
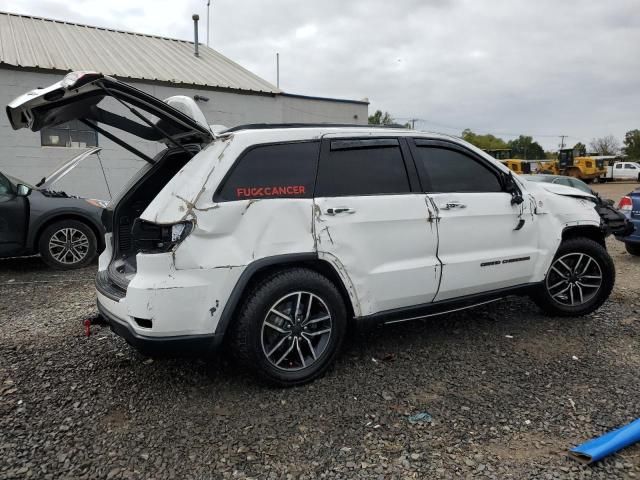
<box><xmin>460</xmin><ymin>129</ymin><xmax>640</xmax><ymax>160</ymax></box>
<box><xmin>367</xmin><ymin>110</ymin><xmax>640</xmax><ymax>160</ymax></box>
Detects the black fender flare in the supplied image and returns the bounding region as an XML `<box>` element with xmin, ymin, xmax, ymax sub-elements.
<box><xmin>214</xmin><ymin>253</ymin><xmax>353</xmax><ymax>338</ymax></box>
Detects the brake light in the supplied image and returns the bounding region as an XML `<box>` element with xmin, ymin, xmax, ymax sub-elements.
<box><xmin>131</xmin><ymin>219</ymin><xmax>194</xmax><ymax>253</ymax></box>
<box><xmin>618</xmin><ymin>196</ymin><xmax>632</xmax><ymax>212</ymax></box>
<box><xmin>62</xmin><ymin>71</ymin><xmax>104</xmax><ymax>90</ymax></box>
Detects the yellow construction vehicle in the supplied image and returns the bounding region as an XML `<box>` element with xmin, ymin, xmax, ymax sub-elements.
<box><xmin>537</xmin><ymin>149</ymin><xmax>607</xmax><ymax>182</ymax></box>
<box><xmin>484</xmin><ymin>149</ymin><xmax>532</xmax><ymax>174</ymax></box>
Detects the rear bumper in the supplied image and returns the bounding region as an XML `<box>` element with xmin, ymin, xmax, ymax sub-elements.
<box><xmin>97</xmin><ymin>300</ymin><xmax>223</xmax><ymax>356</ymax></box>
<box><xmin>94</xmin><ymin>259</ymin><xmax>232</xmax><ymax>356</ymax></box>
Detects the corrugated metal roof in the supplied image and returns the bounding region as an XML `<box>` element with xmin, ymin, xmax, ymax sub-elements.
<box><xmin>0</xmin><ymin>11</ymin><xmax>280</xmax><ymax>94</ymax></box>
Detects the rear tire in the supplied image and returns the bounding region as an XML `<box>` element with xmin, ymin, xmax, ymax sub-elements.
<box><xmin>230</xmin><ymin>268</ymin><xmax>347</xmax><ymax>387</ymax></box>
<box><xmin>38</xmin><ymin>219</ymin><xmax>97</xmax><ymax>270</ymax></box>
<box><xmin>531</xmin><ymin>238</ymin><xmax>614</xmax><ymax>317</ymax></box>
<box><xmin>625</xmin><ymin>242</ymin><xmax>640</xmax><ymax>256</ymax></box>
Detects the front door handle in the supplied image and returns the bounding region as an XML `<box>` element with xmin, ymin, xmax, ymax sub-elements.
<box><xmin>326</xmin><ymin>206</ymin><xmax>355</xmax><ymax>215</ymax></box>
<box><xmin>439</xmin><ymin>201</ymin><xmax>466</xmax><ymax>210</ymax></box>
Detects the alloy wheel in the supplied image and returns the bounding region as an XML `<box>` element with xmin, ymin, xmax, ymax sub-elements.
<box><xmin>261</xmin><ymin>291</ymin><xmax>333</xmax><ymax>372</ymax></box>
<box><xmin>48</xmin><ymin>227</ymin><xmax>90</xmax><ymax>265</ymax></box>
<box><xmin>546</xmin><ymin>252</ymin><xmax>603</xmax><ymax>306</ymax></box>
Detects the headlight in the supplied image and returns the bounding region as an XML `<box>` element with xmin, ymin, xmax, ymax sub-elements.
<box><xmin>85</xmin><ymin>198</ymin><xmax>110</xmax><ymax>209</ymax></box>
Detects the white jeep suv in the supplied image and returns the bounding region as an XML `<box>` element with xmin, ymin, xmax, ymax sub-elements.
<box><xmin>8</xmin><ymin>72</ymin><xmax>616</xmax><ymax>386</ymax></box>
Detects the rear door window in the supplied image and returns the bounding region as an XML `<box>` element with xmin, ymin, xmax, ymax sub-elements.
<box><xmin>315</xmin><ymin>139</ymin><xmax>411</xmax><ymax>197</ymax></box>
<box><xmin>216</xmin><ymin>142</ymin><xmax>319</xmax><ymax>201</ymax></box>
<box><xmin>413</xmin><ymin>145</ymin><xmax>502</xmax><ymax>193</ymax></box>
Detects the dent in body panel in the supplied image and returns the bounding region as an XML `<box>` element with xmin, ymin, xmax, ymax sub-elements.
<box><xmin>143</xmin><ymin>136</ymin><xmax>235</xmax><ymax>225</ymax></box>
<box><xmin>528</xmin><ymin>189</ymin><xmax>601</xmax><ymax>282</ymax></box>
<box><xmin>174</xmin><ymin>198</ymin><xmax>316</xmax><ymax>271</ymax></box>
<box><xmin>317</xmin><ymin>251</ymin><xmax>362</xmax><ymax>317</ymax></box>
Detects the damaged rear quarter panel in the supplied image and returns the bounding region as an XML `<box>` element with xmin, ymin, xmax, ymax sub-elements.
<box><xmin>141</xmin><ymin>136</ymin><xmax>235</xmax><ymax>225</ymax></box>
<box><xmin>150</xmin><ymin>131</ymin><xmax>321</xmax><ymax>271</ymax></box>
<box><xmin>129</xmin><ymin>131</ymin><xmax>322</xmax><ymax>334</ymax></box>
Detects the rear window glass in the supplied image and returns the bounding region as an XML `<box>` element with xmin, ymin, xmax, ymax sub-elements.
<box><xmin>216</xmin><ymin>142</ymin><xmax>319</xmax><ymax>201</ymax></box>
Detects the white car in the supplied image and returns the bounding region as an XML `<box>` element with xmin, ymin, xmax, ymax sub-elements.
<box><xmin>7</xmin><ymin>72</ymin><xmax>616</xmax><ymax>386</ymax></box>
<box><xmin>602</xmin><ymin>161</ymin><xmax>640</xmax><ymax>182</ymax></box>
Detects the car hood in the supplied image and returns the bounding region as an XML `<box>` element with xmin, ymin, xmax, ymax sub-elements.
<box><xmin>37</xmin><ymin>147</ymin><xmax>102</xmax><ymax>189</ymax></box>
<box><xmin>525</xmin><ymin>180</ymin><xmax>596</xmax><ymax>200</ymax></box>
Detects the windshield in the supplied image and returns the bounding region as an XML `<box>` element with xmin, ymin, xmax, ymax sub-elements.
<box><xmin>522</xmin><ymin>175</ymin><xmax>550</xmax><ymax>183</ymax></box>
<box><xmin>568</xmin><ymin>179</ymin><xmax>593</xmax><ymax>194</ymax></box>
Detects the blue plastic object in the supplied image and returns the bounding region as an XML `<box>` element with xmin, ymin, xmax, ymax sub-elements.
<box><xmin>407</xmin><ymin>412</ymin><xmax>432</xmax><ymax>424</ymax></box>
<box><xmin>569</xmin><ymin>418</ymin><xmax>640</xmax><ymax>464</ymax></box>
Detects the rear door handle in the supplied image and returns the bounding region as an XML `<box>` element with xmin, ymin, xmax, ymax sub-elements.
<box><xmin>439</xmin><ymin>201</ymin><xmax>466</xmax><ymax>210</ymax></box>
<box><xmin>326</xmin><ymin>206</ymin><xmax>355</xmax><ymax>215</ymax></box>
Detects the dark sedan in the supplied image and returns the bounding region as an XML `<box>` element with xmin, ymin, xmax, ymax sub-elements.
<box><xmin>0</xmin><ymin>148</ymin><xmax>107</xmax><ymax>269</ymax></box>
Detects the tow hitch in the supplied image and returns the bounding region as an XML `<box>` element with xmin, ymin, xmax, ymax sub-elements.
<box><xmin>83</xmin><ymin>314</ymin><xmax>107</xmax><ymax>337</ymax></box>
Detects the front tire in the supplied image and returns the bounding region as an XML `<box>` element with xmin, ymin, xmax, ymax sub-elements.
<box><xmin>38</xmin><ymin>219</ymin><xmax>97</xmax><ymax>270</ymax></box>
<box><xmin>626</xmin><ymin>242</ymin><xmax>640</xmax><ymax>256</ymax></box>
<box><xmin>531</xmin><ymin>238</ymin><xmax>615</xmax><ymax>317</ymax></box>
<box><xmin>230</xmin><ymin>268</ymin><xmax>347</xmax><ymax>387</ymax></box>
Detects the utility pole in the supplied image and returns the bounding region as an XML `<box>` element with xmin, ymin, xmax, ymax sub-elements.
<box><xmin>276</xmin><ymin>53</ymin><xmax>280</xmax><ymax>89</ymax></box>
<box><xmin>559</xmin><ymin>135</ymin><xmax>566</xmax><ymax>150</ymax></box>
<box><xmin>206</xmin><ymin>0</ymin><xmax>211</xmax><ymax>46</ymax></box>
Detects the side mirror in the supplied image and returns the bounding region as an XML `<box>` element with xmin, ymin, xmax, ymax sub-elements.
<box><xmin>504</xmin><ymin>172</ymin><xmax>524</xmax><ymax>205</ymax></box>
<box><xmin>16</xmin><ymin>184</ymin><xmax>31</xmax><ymax>196</ymax></box>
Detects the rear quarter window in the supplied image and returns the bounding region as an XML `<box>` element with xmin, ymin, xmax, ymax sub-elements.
<box><xmin>215</xmin><ymin>141</ymin><xmax>320</xmax><ymax>201</ymax></box>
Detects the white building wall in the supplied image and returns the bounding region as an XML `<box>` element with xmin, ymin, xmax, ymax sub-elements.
<box><xmin>0</xmin><ymin>69</ymin><xmax>367</xmax><ymax>199</ymax></box>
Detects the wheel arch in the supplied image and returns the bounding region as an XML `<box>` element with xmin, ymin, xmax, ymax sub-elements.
<box><xmin>561</xmin><ymin>225</ymin><xmax>606</xmax><ymax>248</ymax></box>
<box><xmin>31</xmin><ymin>213</ymin><xmax>105</xmax><ymax>252</ymax></box>
<box><xmin>215</xmin><ymin>253</ymin><xmax>356</xmax><ymax>339</ymax></box>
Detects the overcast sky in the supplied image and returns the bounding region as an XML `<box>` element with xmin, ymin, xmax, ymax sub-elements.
<box><xmin>2</xmin><ymin>0</ymin><xmax>639</xmax><ymax>150</ymax></box>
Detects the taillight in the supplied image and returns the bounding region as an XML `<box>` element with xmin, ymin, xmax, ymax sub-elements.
<box><xmin>131</xmin><ymin>219</ymin><xmax>194</xmax><ymax>253</ymax></box>
<box><xmin>618</xmin><ymin>196</ymin><xmax>632</xmax><ymax>212</ymax></box>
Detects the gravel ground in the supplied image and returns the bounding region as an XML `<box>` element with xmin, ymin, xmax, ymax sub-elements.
<box><xmin>1</xmin><ymin>182</ymin><xmax>639</xmax><ymax>479</ymax></box>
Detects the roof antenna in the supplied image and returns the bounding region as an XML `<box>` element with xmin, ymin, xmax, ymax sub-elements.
<box><xmin>192</xmin><ymin>14</ymin><xmax>200</xmax><ymax>57</ymax></box>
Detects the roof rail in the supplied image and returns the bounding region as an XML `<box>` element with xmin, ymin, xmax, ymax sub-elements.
<box><xmin>222</xmin><ymin>123</ymin><xmax>411</xmax><ymax>133</ymax></box>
